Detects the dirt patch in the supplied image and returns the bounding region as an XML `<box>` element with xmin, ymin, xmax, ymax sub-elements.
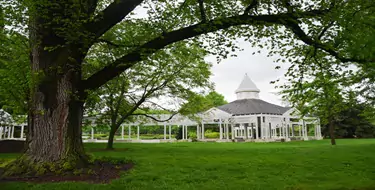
<box><xmin>0</xmin><ymin>140</ymin><xmax>25</xmax><ymax>153</ymax></box>
<box><xmin>0</xmin><ymin>160</ymin><xmax>133</xmax><ymax>184</ymax></box>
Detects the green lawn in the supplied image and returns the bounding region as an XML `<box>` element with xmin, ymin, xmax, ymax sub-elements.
<box><xmin>2</xmin><ymin>139</ymin><xmax>375</xmax><ymax>190</ymax></box>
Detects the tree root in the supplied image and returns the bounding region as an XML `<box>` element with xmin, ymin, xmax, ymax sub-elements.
<box><xmin>0</xmin><ymin>153</ymin><xmax>92</xmax><ymax>178</ymax></box>
<box><xmin>0</xmin><ymin>156</ymin><xmax>133</xmax><ymax>183</ymax></box>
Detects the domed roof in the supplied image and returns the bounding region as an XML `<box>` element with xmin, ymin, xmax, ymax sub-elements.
<box><xmin>235</xmin><ymin>73</ymin><xmax>260</xmax><ymax>93</ymax></box>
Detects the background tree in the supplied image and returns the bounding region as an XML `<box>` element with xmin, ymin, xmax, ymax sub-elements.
<box><xmin>320</xmin><ymin>103</ymin><xmax>375</xmax><ymax>139</ymax></box>
<box><xmin>1</xmin><ymin>0</ymin><xmax>373</xmax><ymax>174</ymax></box>
<box><xmin>0</xmin><ymin>8</ymin><xmax>30</xmax><ymax>129</ymax></box>
<box><xmin>275</xmin><ymin>1</ymin><xmax>375</xmax><ymax>145</ymax></box>
<box><xmin>85</xmin><ymin>42</ymin><xmax>212</xmax><ymax>149</ymax></box>
<box><xmin>179</xmin><ymin>91</ymin><xmax>228</xmax><ymax>115</ymax></box>
<box><xmin>281</xmin><ymin>47</ymin><xmax>357</xmax><ymax>145</ymax></box>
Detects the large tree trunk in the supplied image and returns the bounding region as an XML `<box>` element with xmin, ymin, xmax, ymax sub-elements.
<box><xmin>329</xmin><ymin>118</ymin><xmax>336</xmax><ymax>145</ymax></box>
<box><xmin>26</xmin><ymin>93</ymin><xmax>87</xmax><ymax>164</ymax></box>
<box><xmin>3</xmin><ymin>5</ymin><xmax>90</xmax><ymax>176</ymax></box>
<box><xmin>25</xmin><ymin>45</ymin><xmax>88</xmax><ymax>165</ymax></box>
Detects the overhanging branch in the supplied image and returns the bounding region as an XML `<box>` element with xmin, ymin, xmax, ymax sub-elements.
<box><xmin>131</xmin><ymin>113</ymin><xmax>178</xmax><ymax>122</ymax></box>
<box><xmin>284</xmin><ymin>19</ymin><xmax>374</xmax><ymax>63</ymax></box>
<box><xmin>86</xmin><ymin>0</ymin><xmax>144</xmax><ymax>38</ymax></box>
<box><xmin>83</xmin><ymin>9</ymin><xmax>327</xmax><ymax>91</ymax></box>
<box><xmin>197</xmin><ymin>0</ymin><xmax>207</xmax><ymax>22</ymax></box>
<box><xmin>243</xmin><ymin>0</ymin><xmax>258</xmax><ymax>15</ymax></box>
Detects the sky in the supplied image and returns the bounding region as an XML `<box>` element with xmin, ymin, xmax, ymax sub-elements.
<box><xmin>206</xmin><ymin>39</ymin><xmax>290</xmax><ymax>106</ymax></box>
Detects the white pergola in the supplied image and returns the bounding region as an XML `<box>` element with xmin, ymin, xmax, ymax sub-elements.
<box><xmin>83</xmin><ymin>114</ymin><xmax>198</xmax><ymax>142</ymax></box>
<box><xmin>197</xmin><ymin>109</ymin><xmax>322</xmax><ymax>142</ymax></box>
<box><xmin>0</xmin><ymin>110</ymin><xmax>27</xmax><ymax>140</ymax></box>
<box><xmin>1</xmin><ymin>74</ymin><xmax>323</xmax><ymax>143</ymax></box>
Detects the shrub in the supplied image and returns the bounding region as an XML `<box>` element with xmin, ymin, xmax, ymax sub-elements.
<box><xmin>205</xmin><ymin>132</ymin><xmax>220</xmax><ymax>138</ymax></box>
<box><xmin>188</xmin><ymin>132</ymin><xmax>197</xmax><ymax>138</ymax></box>
<box><xmin>93</xmin><ymin>134</ymin><xmax>108</xmax><ymax>139</ymax></box>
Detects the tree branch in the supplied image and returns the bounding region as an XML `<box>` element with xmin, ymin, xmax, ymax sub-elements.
<box><xmin>113</xmin><ymin>79</ymin><xmax>128</xmax><ymax>120</ymax></box>
<box><xmin>197</xmin><ymin>0</ymin><xmax>207</xmax><ymax>22</ymax></box>
<box><xmin>131</xmin><ymin>113</ymin><xmax>178</xmax><ymax>122</ymax></box>
<box><xmin>283</xmin><ymin>19</ymin><xmax>374</xmax><ymax>63</ymax></box>
<box><xmin>86</xmin><ymin>0</ymin><xmax>99</xmax><ymax>16</ymax></box>
<box><xmin>114</xmin><ymin>78</ymin><xmax>171</xmax><ymax>127</ymax></box>
<box><xmin>243</xmin><ymin>0</ymin><xmax>258</xmax><ymax>15</ymax></box>
<box><xmin>86</xmin><ymin>0</ymin><xmax>144</xmax><ymax>38</ymax></box>
<box><xmin>317</xmin><ymin>21</ymin><xmax>335</xmax><ymax>40</ymax></box>
<box><xmin>144</xmin><ymin>100</ymin><xmax>173</xmax><ymax>112</ymax></box>
<box><xmin>282</xmin><ymin>0</ymin><xmax>293</xmax><ymax>13</ymax></box>
<box><xmin>97</xmin><ymin>38</ymin><xmax>137</xmax><ymax>48</ymax></box>
<box><xmin>83</xmin><ymin>9</ymin><xmax>327</xmax><ymax>91</ymax></box>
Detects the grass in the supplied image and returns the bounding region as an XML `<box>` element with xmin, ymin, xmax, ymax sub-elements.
<box><xmin>1</xmin><ymin>139</ymin><xmax>375</xmax><ymax>190</ymax></box>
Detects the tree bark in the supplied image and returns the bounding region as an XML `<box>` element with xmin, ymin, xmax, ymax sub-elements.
<box><xmin>106</xmin><ymin>126</ymin><xmax>118</xmax><ymax>150</ymax></box>
<box><xmin>4</xmin><ymin>3</ymin><xmax>90</xmax><ymax>174</ymax></box>
<box><xmin>26</xmin><ymin>43</ymin><xmax>87</xmax><ymax>164</ymax></box>
<box><xmin>329</xmin><ymin>118</ymin><xmax>336</xmax><ymax>145</ymax></box>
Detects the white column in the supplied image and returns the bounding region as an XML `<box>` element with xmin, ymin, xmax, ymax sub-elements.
<box><xmin>20</xmin><ymin>125</ymin><xmax>24</xmax><ymax>139</ymax></box>
<box><xmin>185</xmin><ymin>125</ymin><xmax>188</xmax><ymax>139</ymax></box>
<box><xmin>262</xmin><ymin>126</ymin><xmax>265</xmax><ymax>139</ymax></box>
<box><xmin>11</xmin><ymin>126</ymin><xmax>14</xmax><ymax>138</ymax></box>
<box><xmin>121</xmin><ymin>125</ymin><xmax>124</xmax><ymax>140</ymax></box>
<box><xmin>286</xmin><ymin>124</ymin><xmax>288</xmax><ymax>137</ymax></box>
<box><xmin>202</xmin><ymin>123</ymin><xmax>205</xmax><ymax>140</ymax></box>
<box><xmin>137</xmin><ymin>126</ymin><xmax>140</xmax><ymax>140</ymax></box>
<box><xmin>284</xmin><ymin>124</ymin><xmax>287</xmax><ymax>137</ymax></box>
<box><xmin>2</xmin><ymin>126</ymin><xmax>5</xmax><ymax>139</ymax></box>
<box><xmin>245</xmin><ymin>125</ymin><xmax>249</xmax><ymax>139</ymax></box>
<box><xmin>318</xmin><ymin>124</ymin><xmax>322</xmax><ymax>138</ymax></box>
<box><xmin>91</xmin><ymin>127</ymin><xmax>94</xmax><ymax>140</ymax></box>
<box><xmin>164</xmin><ymin>123</ymin><xmax>166</xmax><ymax>140</ymax></box>
<box><xmin>291</xmin><ymin>125</ymin><xmax>294</xmax><ymax>137</ymax></box>
<box><xmin>128</xmin><ymin>125</ymin><xmax>131</xmax><ymax>140</ymax></box>
<box><xmin>8</xmin><ymin>126</ymin><xmax>11</xmax><ymax>138</ymax></box>
<box><xmin>251</xmin><ymin>126</ymin><xmax>254</xmax><ymax>139</ymax></box>
<box><xmin>224</xmin><ymin>123</ymin><xmax>228</xmax><ymax>138</ymax></box>
<box><xmin>182</xmin><ymin>125</ymin><xmax>185</xmax><ymax>140</ymax></box>
<box><xmin>274</xmin><ymin>128</ymin><xmax>277</xmax><ymax>137</ymax></box>
<box><xmin>255</xmin><ymin>124</ymin><xmax>259</xmax><ymax>139</ymax></box>
<box><xmin>219</xmin><ymin>122</ymin><xmax>223</xmax><ymax>139</ymax></box>
<box><xmin>196</xmin><ymin>125</ymin><xmax>200</xmax><ymax>139</ymax></box>
<box><xmin>0</xmin><ymin>126</ymin><xmax>3</xmax><ymax>139</ymax></box>
<box><xmin>169</xmin><ymin>125</ymin><xmax>172</xmax><ymax>139</ymax></box>
<box><xmin>314</xmin><ymin>124</ymin><xmax>317</xmax><ymax>137</ymax></box>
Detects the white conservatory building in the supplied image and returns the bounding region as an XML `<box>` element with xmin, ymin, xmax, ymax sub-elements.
<box><xmin>198</xmin><ymin>74</ymin><xmax>323</xmax><ymax>142</ymax></box>
<box><xmin>1</xmin><ymin>74</ymin><xmax>323</xmax><ymax>143</ymax></box>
